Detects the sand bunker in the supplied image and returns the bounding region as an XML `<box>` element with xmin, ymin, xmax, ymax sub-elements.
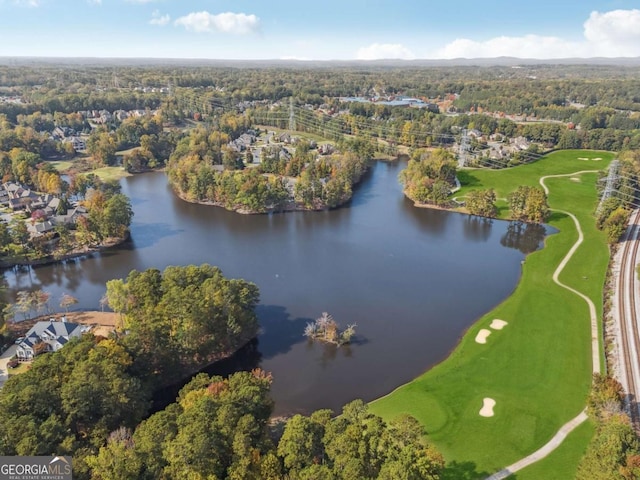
<box><xmin>570</xmin><ymin>177</ymin><xmax>580</xmax><ymax>182</ymax></box>
<box><xmin>577</xmin><ymin>157</ymin><xmax>589</xmax><ymax>160</ymax></box>
<box><xmin>490</xmin><ymin>319</ymin><xmax>508</xmax><ymax>330</ymax></box>
<box><xmin>475</xmin><ymin>329</ymin><xmax>492</xmax><ymax>344</ymax></box>
<box><xmin>593</xmin><ymin>157</ymin><xmax>602</xmax><ymax>161</ymax></box>
<box><xmin>479</xmin><ymin>398</ymin><xmax>496</xmax><ymax>417</ymax></box>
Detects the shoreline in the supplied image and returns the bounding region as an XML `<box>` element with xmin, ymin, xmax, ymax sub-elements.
<box><xmin>369</xmin><ymin>154</ymin><xmax>612</xmax><ymax>476</ymax></box>
<box><xmin>0</xmin><ymin>235</ymin><xmax>129</xmax><ymax>270</ymax></box>
<box><xmin>170</xmin><ymin>169</ymin><xmax>370</xmax><ymax>215</ymax></box>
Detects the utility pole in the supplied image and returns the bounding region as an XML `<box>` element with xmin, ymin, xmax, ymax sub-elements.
<box><xmin>289</xmin><ymin>97</ymin><xmax>296</xmax><ymax>131</ymax></box>
<box><xmin>596</xmin><ymin>159</ymin><xmax>620</xmax><ymax>214</ymax></box>
<box><xmin>458</xmin><ymin>128</ymin><xmax>470</xmax><ymax>168</ymax></box>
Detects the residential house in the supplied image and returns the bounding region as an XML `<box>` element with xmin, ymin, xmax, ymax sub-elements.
<box><xmin>512</xmin><ymin>136</ymin><xmax>531</xmax><ymax>151</ymax></box>
<box><xmin>52</xmin><ymin>205</ymin><xmax>88</xmax><ymax>226</ymax></box>
<box><xmin>0</xmin><ymin>184</ymin><xmax>8</xmax><ymax>206</ymax></box>
<box><xmin>27</xmin><ymin>220</ymin><xmax>55</xmax><ymax>237</ymax></box>
<box><xmin>8</xmin><ymin>190</ymin><xmax>39</xmax><ymax>211</ymax></box>
<box><xmin>229</xmin><ymin>132</ymin><xmax>256</xmax><ymax>152</ymax></box>
<box><xmin>68</xmin><ymin>137</ymin><xmax>86</xmax><ymax>152</ymax></box>
<box><xmin>277</xmin><ymin>133</ymin><xmax>293</xmax><ymax>144</ymax></box>
<box><xmin>114</xmin><ymin>110</ymin><xmax>129</xmax><ymax>121</ymax></box>
<box><xmin>467</xmin><ymin>129</ymin><xmax>483</xmax><ymax>139</ymax></box>
<box><xmin>15</xmin><ymin>320</ymin><xmax>83</xmax><ymax>361</ymax></box>
<box><xmin>318</xmin><ymin>144</ymin><xmax>335</xmax><ymax>155</ymax></box>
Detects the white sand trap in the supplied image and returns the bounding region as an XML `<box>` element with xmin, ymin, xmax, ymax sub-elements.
<box><xmin>570</xmin><ymin>177</ymin><xmax>580</xmax><ymax>182</ymax></box>
<box><xmin>593</xmin><ymin>157</ymin><xmax>602</xmax><ymax>161</ymax></box>
<box><xmin>475</xmin><ymin>329</ymin><xmax>492</xmax><ymax>344</ymax></box>
<box><xmin>480</xmin><ymin>398</ymin><xmax>496</xmax><ymax>417</ymax></box>
<box><xmin>577</xmin><ymin>157</ymin><xmax>589</xmax><ymax>160</ymax></box>
<box><xmin>490</xmin><ymin>319</ymin><xmax>508</xmax><ymax>330</ymax></box>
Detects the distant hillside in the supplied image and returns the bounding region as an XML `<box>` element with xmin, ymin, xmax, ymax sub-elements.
<box><xmin>1</xmin><ymin>56</ymin><xmax>640</xmax><ymax>68</ymax></box>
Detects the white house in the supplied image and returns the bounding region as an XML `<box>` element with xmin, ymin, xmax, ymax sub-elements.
<box><xmin>15</xmin><ymin>320</ymin><xmax>82</xmax><ymax>361</ymax></box>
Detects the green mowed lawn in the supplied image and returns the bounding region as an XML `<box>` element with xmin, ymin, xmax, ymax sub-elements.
<box><xmin>90</xmin><ymin>166</ymin><xmax>130</xmax><ymax>181</ymax></box>
<box><xmin>48</xmin><ymin>160</ymin><xmax>74</xmax><ymax>172</ymax></box>
<box><xmin>514</xmin><ymin>420</ymin><xmax>595</xmax><ymax>480</ymax></box>
<box><xmin>370</xmin><ymin>150</ymin><xmax>614</xmax><ymax>477</ymax></box>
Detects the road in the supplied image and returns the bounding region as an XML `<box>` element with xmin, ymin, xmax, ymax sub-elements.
<box><xmin>0</xmin><ymin>345</ymin><xmax>18</xmax><ymax>389</ymax></box>
<box><xmin>612</xmin><ymin>208</ymin><xmax>640</xmax><ymax>425</ymax></box>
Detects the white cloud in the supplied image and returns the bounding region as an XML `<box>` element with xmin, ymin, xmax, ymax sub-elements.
<box><xmin>435</xmin><ymin>35</ymin><xmax>588</xmax><ymax>59</ymax></box>
<box><xmin>174</xmin><ymin>11</ymin><xmax>260</xmax><ymax>34</ymax></box>
<box><xmin>125</xmin><ymin>0</ymin><xmax>157</xmax><ymax>3</ymax></box>
<box><xmin>150</xmin><ymin>9</ymin><xmax>170</xmax><ymax>26</ymax></box>
<box><xmin>87</xmin><ymin>0</ymin><xmax>101</xmax><ymax>4</ymax></box>
<box><xmin>434</xmin><ymin>9</ymin><xmax>640</xmax><ymax>59</ymax></box>
<box><xmin>356</xmin><ymin>43</ymin><xmax>415</xmax><ymax>60</ymax></box>
<box><xmin>583</xmin><ymin>9</ymin><xmax>640</xmax><ymax>56</ymax></box>
<box><xmin>12</xmin><ymin>0</ymin><xmax>40</xmax><ymax>7</ymax></box>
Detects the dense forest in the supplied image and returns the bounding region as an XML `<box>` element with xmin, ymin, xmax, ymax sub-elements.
<box><xmin>166</xmin><ymin>126</ymin><xmax>370</xmax><ymax>213</ymax></box>
<box><xmin>0</xmin><ymin>264</ymin><xmax>446</xmax><ymax>479</ymax></box>
<box><xmin>0</xmin><ymin>265</ymin><xmax>258</xmax><ymax>474</ymax></box>
<box><xmin>3</xmin><ymin>61</ymin><xmax>640</xmax><ymax>479</ymax></box>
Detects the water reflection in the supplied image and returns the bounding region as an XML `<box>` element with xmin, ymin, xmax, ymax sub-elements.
<box><xmin>462</xmin><ymin>216</ymin><xmax>494</xmax><ymax>242</ymax></box>
<box><xmin>256</xmin><ymin>305</ymin><xmax>311</xmax><ymax>359</ymax></box>
<box><xmin>401</xmin><ymin>198</ymin><xmax>450</xmax><ymax>236</ymax></box>
<box><xmin>500</xmin><ymin>222</ymin><xmax>549</xmax><ymax>254</ymax></box>
<box><xmin>2</xmin><ymin>162</ymin><xmax>535</xmax><ymax>415</ymax></box>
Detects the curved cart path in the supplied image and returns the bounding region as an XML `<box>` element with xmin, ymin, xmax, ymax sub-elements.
<box><xmin>486</xmin><ymin>170</ymin><xmax>601</xmax><ymax>479</ymax></box>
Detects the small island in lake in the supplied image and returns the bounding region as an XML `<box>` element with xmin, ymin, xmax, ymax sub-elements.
<box><xmin>304</xmin><ymin>312</ymin><xmax>356</xmax><ymax>346</ymax></box>
<box><xmin>166</xmin><ymin>122</ymin><xmax>371</xmax><ymax>214</ymax></box>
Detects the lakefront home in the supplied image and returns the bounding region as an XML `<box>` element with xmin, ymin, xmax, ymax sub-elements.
<box><xmin>15</xmin><ymin>320</ymin><xmax>83</xmax><ymax>361</ymax></box>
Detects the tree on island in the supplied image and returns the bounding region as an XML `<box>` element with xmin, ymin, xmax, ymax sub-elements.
<box><xmin>304</xmin><ymin>312</ymin><xmax>356</xmax><ymax>346</ymax></box>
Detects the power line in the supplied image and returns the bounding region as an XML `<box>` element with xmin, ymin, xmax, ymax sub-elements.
<box><xmin>597</xmin><ymin>159</ymin><xmax>620</xmax><ymax>215</ymax></box>
<box><xmin>458</xmin><ymin>129</ymin><xmax>471</xmax><ymax>168</ymax></box>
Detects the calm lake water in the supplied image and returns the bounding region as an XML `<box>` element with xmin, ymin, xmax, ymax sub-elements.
<box><xmin>2</xmin><ymin>161</ymin><xmax>545</xmax><ymax>415</ymax></box>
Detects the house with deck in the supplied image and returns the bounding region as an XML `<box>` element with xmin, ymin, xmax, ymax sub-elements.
<box><xmin>15</xmin><ymin>320</ymin><xmax>83</xmax><ymax>361</ymax></box>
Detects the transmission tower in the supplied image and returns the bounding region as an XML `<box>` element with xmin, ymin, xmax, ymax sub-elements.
<box><xmin>458</xmin><ymin>129</ymin><xmax>470</xmax><ymax>168</ymax></box>
<box><xmin>289</xmin><ymin>97</ymin><xmax>296</xmax><ymax>131</ymax></box>
<box><xmin>596</xmin><ymin>159</ymin><xmax>620</xmax><ymax>214</ymax></box>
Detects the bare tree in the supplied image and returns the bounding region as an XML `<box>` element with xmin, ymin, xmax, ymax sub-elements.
<box><xmin>99</xmin><ymin>293</ymin><xmax>109</xmax><ymax>312</ymax></box>
<box><xmin>303</xmin><ymin>321</ymin><xmax>317</xmax><ymax>338</ymax></box>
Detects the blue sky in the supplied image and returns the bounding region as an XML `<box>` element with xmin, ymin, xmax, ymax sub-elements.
<box><xmin>1</xmin><ymin>0</ymin><xmax>639</xmax><ymax>59</ymax></box>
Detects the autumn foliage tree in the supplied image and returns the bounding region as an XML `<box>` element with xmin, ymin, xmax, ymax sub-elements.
<box><xmin>507</xmin><ymin>185</ymin><xmax>550</xmax><ymax>224</ymax></box>
<box><xmin>399</xmin><ymin>148</ymin><xmax>457</xmax><ymax>207</ymax></box>
<box><xmin>465</xmin><ymin>189</ymin><xmax>497</xmax><ymax>218</ymax></box>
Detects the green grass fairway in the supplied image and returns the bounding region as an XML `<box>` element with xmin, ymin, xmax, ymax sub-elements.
<box><xmin>90</xmin><ymin>166</ymin><xmax>130</xmax><ymax>181</ymax></box>
<box><xmin>48</xmin><ymin>160</ymin><xmax>74</xmax><ymax>173</ymax></box>
<box><xmin>515</xmin><ymin>420</ymin><xmax>595</xmax><ymax>480</ymax></box>
<box><xmin>370</xmin><ymin>150</ymin><xmax>614</xmax><ymax>477</ymax></box>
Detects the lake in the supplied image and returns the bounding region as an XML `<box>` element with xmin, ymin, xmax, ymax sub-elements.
<box><xmin>2</xmin><ymin>160</ymin><xmax>545</xmax><ymax>415</ymax></box>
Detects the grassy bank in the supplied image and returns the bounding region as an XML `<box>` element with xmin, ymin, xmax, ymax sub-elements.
<box><xmin>49</xmin><ymin>158</ymin><xmax>130</xmax><ymax>181</ymax></box>
<box><xmin>370</xmin><ymin>150</ymin><xmax>613</xmax><ymax>477</ymax></box>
